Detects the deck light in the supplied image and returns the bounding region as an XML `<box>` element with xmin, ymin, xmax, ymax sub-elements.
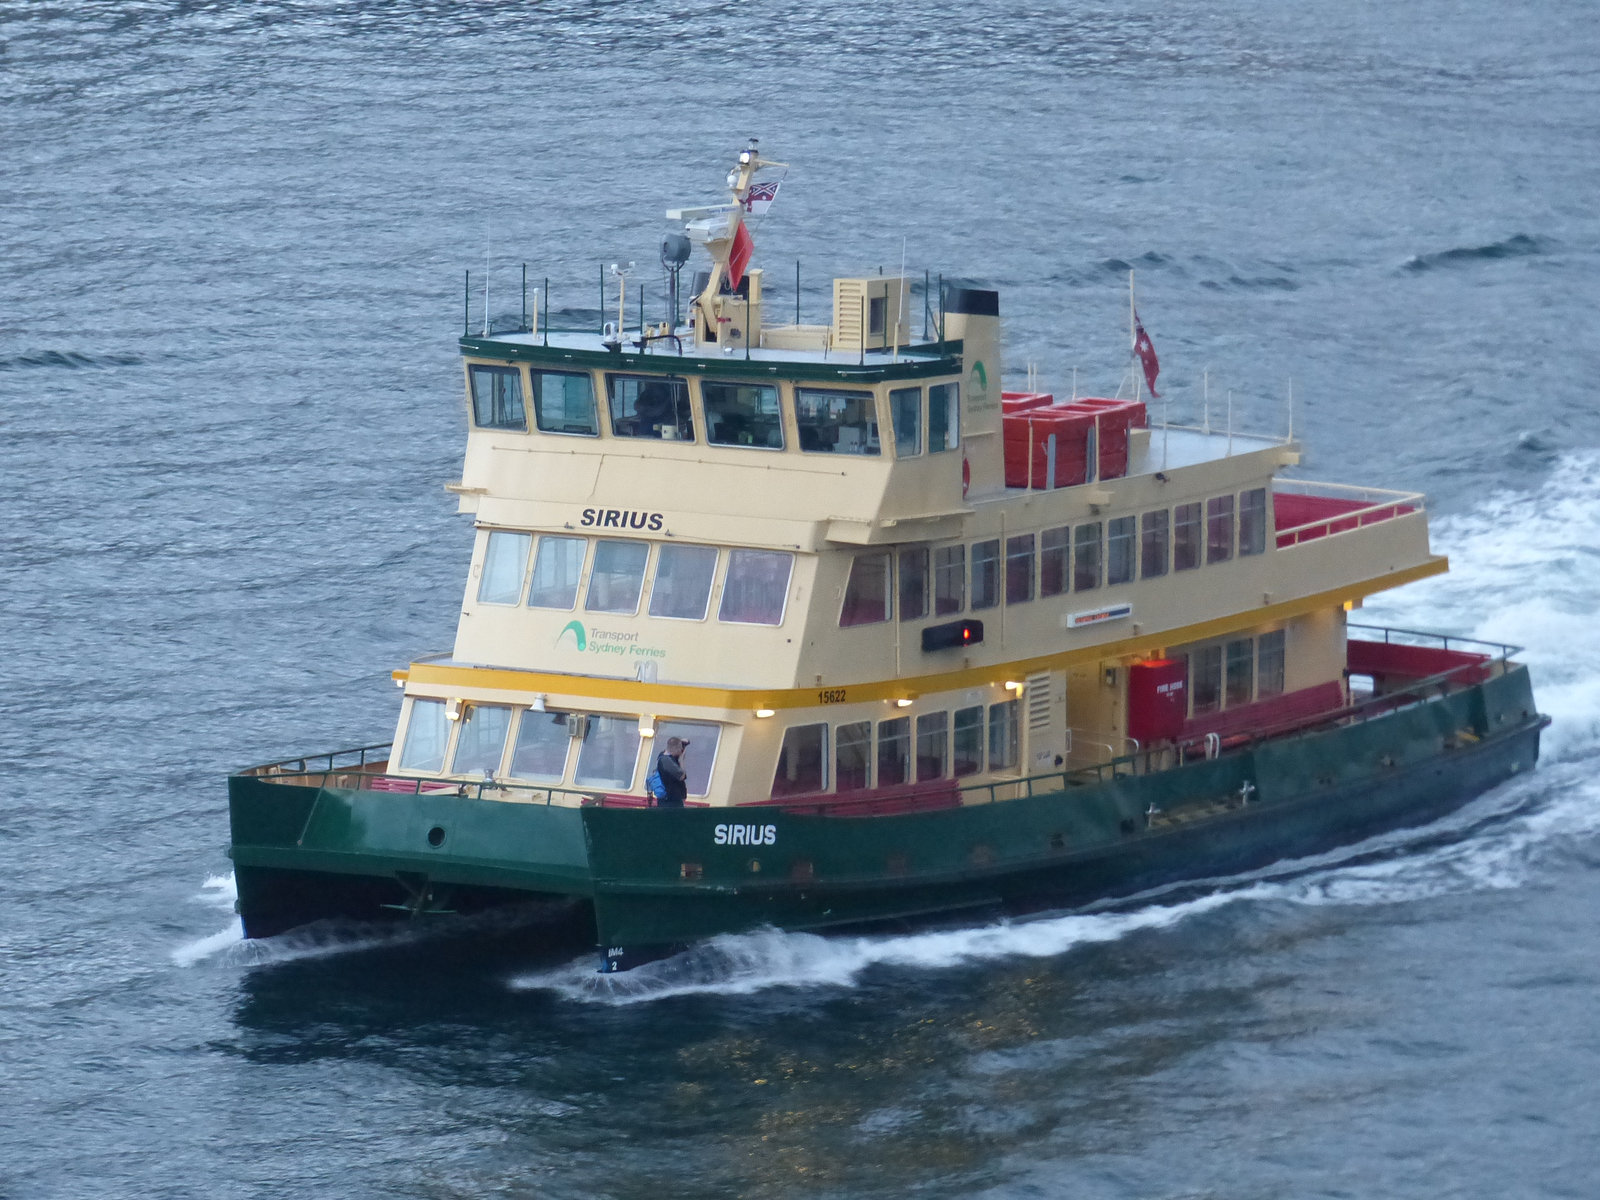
<box><xmin>895</xmin><ymin>698</ymin><xmax>914</xmax><ymax>708</ymax></box>
<box><xmin>1004</xmin><ymin>680</ymin><xmax>1024</xmax><ymax>694</ymax></box>
<box><xmin>754</xmin><ymin>708</ymin><xmax>776</xmax><ymax>718</ymax></box>
<box><xmin>531</xmin><ymin>694</ymin><xmax>547</xmax><ymax>712</ymax></box>
<box><xmin>639</xmin><ymin>716</ymin><xmax>656</xmax><ymax>737</ymax></box>
<box><xmin>445</xmin><ymin>699</ymin><xmax>463</xmax><ymax>722</ymax></box>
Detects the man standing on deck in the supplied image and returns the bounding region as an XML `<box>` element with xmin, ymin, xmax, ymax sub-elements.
<box><xmin>655</xmin><ymin>737</ymin><xmax>689</xmax><ymax>807</ymax></box>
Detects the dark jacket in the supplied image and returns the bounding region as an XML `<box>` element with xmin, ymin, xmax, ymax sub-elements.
<box><xmin>656</xmin><ymin>750</ymin><xmax>688</xmax><ymax>806</ymax></box>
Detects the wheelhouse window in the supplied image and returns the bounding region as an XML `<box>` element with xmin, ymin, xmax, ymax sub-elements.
<box><xmin>509</xmin><ymin>709</ymin><xmax>572</xmax><ymax>781</ymax></box>
<box><xmin>928</xmin><ymin>382</ymin><xmax>959</xmax><ymax>453</ymax></box>
<box><xmin>890</xmin><ymin>386</ymin><xmax>921</xmax><ymax>457</ymax></box>
<box><xmin>528</xmin><ymin>535</ymin><xmax>586</xmax><ymax>609</ymax></box>
<box><xmin>899</xmin><ymin>547</ymin><xmax>929</xmax><ymax>621</ymax></box>
<box><xmin>1258</xmin><ymin>629</ymin><xmax>1286</xmax><ymax>697</ymax></box>
<box><xmin>1040</xmin><ymin>527</ymin><xmax>1069</xmax><ymax>597</ymax></box>
<box><xmin>916</xmin><ymin>711</ymin><xmax>948</xmax><ymax>781</ymax></box>
<box><xmin>574</xmin><ymin>714</ymin><xmax>641</xmax><ymax>790</ymax></box>
<box><xmin>1006</xmin><ymin>534</ymin><xmax>1035</xmax><ymax>605</ymax></box>
<box><xmin>971</xmin><ymin>539</ymin><xmax>1000</xmax><ymax>611</ymax></box>
<box><xmin>585</xmin><ymin>539</ymin><xmax>649</xmax><ymax>614</ymax></box>
<box><xmin>989</xmin><ymin>699</ymin><xmax>1020</xmax><ymax>771</ymax></box>
<box><xmin>1207</xmin><ymin>495</ymin><xmax>1235</xmax><ymax>564</ymax></box>
<box><xmin>795</xmin><ymin>388</ymin><xmax>879</xmax><ymax>454</ymax></box>
<box><xmin>877</xmin><ymin>716</ymin><xmax>911</xmax><ymax>785</ymax></box>
<box><xmin>1239</xmin><ymin>488</ymin><xmax>1268</xmax><ymax>556</ymax></box>
<box><xmin>531</xmin><ymin>369</ymin><xmax>598</xmax><ymax>436</ymax></box>
<box><xmin>772</xmin><ymin>723</ymin><xmax>827</xmax><ymax>797</ymax></box>
<box><xmin>1073</xmin><ymin>522</ymin><xmax>1102</xmax><ymax>592</ymax></box>
<box><xmin>1192</xmin><ymin>645</ymin><xmax>1223</xmax><ymax>714</ymax></box>
<box><xmin>840</xmin><ymin>553</ymin><xmax>892</xmax><ymax>627</ymax></box>
<box><xmin>1141</xmin><ymin>509</ymin><xmax>1169</xmax><ymax>578</ymax></box>
<box><xmin>468</xmin><ymin>364</ymin><xmax>526</xmax><ymax>431</ymax></box>
<box><xmin>398</xmin><ymin>698</ymin><xmax>449</xmax><ymax>773</ymax></box>
<box><xmin>703</xmin><ymin>380</ymin><xmax>783</xmax><ymax>449</ymax></box>
<box><xmin>719</xmin><ymin>549</ymin><xmax>794</xmax><ymax>625</ymax></box>
<box><xmin>451</xmin><ymin>703</ymin><xmax>511</xmax><ymax>776</ymax></box>
<box><xmin>934</xmin><ymin>545</ymin><xmax>965</xmax><ymax>615</ymax></box>
<box><xmin>648</xmin><ymin>544</ymin><xmax>718</xmax><ymax>620</ymax></box>
<box><xmin>606</xmin><ymin>374</ymin><xmax>693</xmax><ymax>441</ymax></box>
<box><xmin>953</xmin><ymin>705</ymin><xmax>984</xmax><ymax>777</ymax></box>
<box><xmin>1107</xmin><ymin>516</ymin><xmax>1135</xmax><ymax>586</ymax></box>
<box><xmin>836</xmin><ymin>721</ymin><xmax>872</xmax><ymax>792</ymax></box>
<box><xmin>478</xmin><ymin>530</ymin><xmax>530</xmax><ymax>605</ymax></box>
<box><xmin>1225</xmin><ymin>638</ymin><xmax>1254</xmax><ymax>707</ymax></box>
<box><xmin>1174</xmin><ymin>502</ymin><xmax>1202</xmax><ymax>571</ymax></box>
<box><xmin>655</xmin><ymin>720</ymin><xmax>722</xmax><ymax>796</ymax></box>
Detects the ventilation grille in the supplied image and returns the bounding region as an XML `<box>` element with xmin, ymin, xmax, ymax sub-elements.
<box><xmin>1026</xmin><ymin>672</ymin><xmax>1053</xmax><ymax>730</ymax></box>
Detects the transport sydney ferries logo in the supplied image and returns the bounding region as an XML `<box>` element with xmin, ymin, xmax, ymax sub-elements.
<box><xmin>556</xmin><ymin>620</ymin><xmax>666</xmax><ymax>663</ymax></box>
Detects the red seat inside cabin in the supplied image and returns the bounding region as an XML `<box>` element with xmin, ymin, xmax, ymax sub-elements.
<box><xmin>1178</xmin><ymin>679</ymin><xmax>1346</xmax><ymax>749</ymax></box>
<box><xmin>752</xmin><ymin>778</ymin><xmax>965</xmax><ymax>817</ymax></box>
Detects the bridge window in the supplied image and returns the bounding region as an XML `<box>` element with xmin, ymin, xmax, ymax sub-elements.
<box><xmin>655</xmin><ymin>720</ymin><xmax>721</xmax><ymax>796</ymax></box>
<box><xmin>916</xmin><ymin>711</ymin><xmax>948</xmax><ymax>781</ymax></box>
<box><xmin>477</xmin><ymin>531</ymin><xmax>530</xmax><ymax>605</ymax></box>
<box><xmin>1107</xmin><ymin>516</ymin><xmax>1135</xmax><ymax>586</ymax></box>
<box><xmin>1073</xmin><ymin>522</ymin><xmax>1102</xmax><ymax>591</ymax></box>
<box><xmin>1207</xmin><ymin>495</ymin><xmax>1235</xmax><ymax>564</ymax></box>
<box><xmin>836</xmin><ymin>721</ymin><xmax>872</xmax><ymax>792</ymax></box>
<box><xmin>398</xmin><ymin>698</ymin><xmax>449</xmax><ymax>773</ymax></box>
<box><xmin>841</xmin><ymin>553</ymin><xmax>892</xmax><ymax>627</ymax></box>
<box><xmin>928</xmin><ymin>382</ymin><xmax>960</xmax><ymax>453</ymax></box>
<box><xmin>899</xmin><ymin>547</ymin><xmax>929</xmax><ymax>621</ymax></box>
<box><xmin>971</xmin><ymin>539</ymin><xmax>1000</xmax><ymax>610</ymax></box>
<box><xmin>703</xmin><ymin>380</ymin><xmax>783</xmax><ymax>449</ymax></box>
<box><xmin>585</xmin><ymin>539</ymin><xmax>649</xmax><ymax>614</ymax></box>
<box><xmin>1174</xmin><ymin>502</ymin><xmax>1202</xmax><ymax>571</ymax></box>
<box><xmin>468</xmin><ymin>364</ymin><xmax>526</xmax><ymax>431</ymax></box>
<box><xmin>953</xmin><ymin>705</ymin><xmax>984</xmax><ymax>777</ymax></box>
<box><xmin>508</xmin><ymin>709</ymin><xmax>572</xmax><ymax>781</ymax></box>
<box><xmin>528</xmin><ymin>535</ymin><xmax>586</xmax><ymax>610</ymax></box>
<box><xmin>890</xmin><ymin>386</ymin><xmax>922</xmax><ymax>457</ymax></box>
<box><xmin>877</xmin><ymin>716</ymin><xmax>911</xmax><ymax>785</ymax></box>
<box><xmin>1006</xmin><ymin>534</ymin><xmax>1035</xmax><ymax>605</ymax></box>
<box><xmin>989</xmin><ymin>699</ymin><xmax>1020</xmax><ymax>771</ymax></box>
<box><xmin>1239</xmin><ymin>488</ymin><xmax>1268</xmax><ymax>556</ymax></box>
<box><xmin>1040</xmin><ymin>527</ymin><xmax>1069</xmax><ymax>597</ymax></box>
<box><xmin>772</xmin><ymin>723</ymin><xmax>827</xmax><ymax>797</ymax></box>
<box><xmin>1141</xmin><ymin>509</ymin><xmax>1169</xmax><ymax>578</ymax></box>
<box><xmin>451</xmin><ymin>703</ymin><xmax>511</xmax><ymax>776</ymax></box>
<box><xmin>649</xmin><ymin>544</ymin><xmax>718</xmax><ymax>620</ymax></box>
<box><xmin>795</xmin><ymin>388</ymin><xmax>879</xmax><ymax>454</ymax></box>
<box><xmin>575</xmin><ymin>714</ymin><xmax>641</xmax><ymax>789</ymax></box>
<box><xmin>606</xmin><ymin>374</ymin><xmax>693</xmax><ymax>441</ymax></box>
<box><xmin>531</xmin><ymin>369</ymin><xmax>598</xmax><ymax>436</ymax></box>
<box><xmin>934</xmin><ymin>545</ymin><xmax>966</xmax><ymax>615</ymax></box>
<box><xmin>1258</xmin><ymin>629</ymin><xmax>1286</xmax><ymax>696</ymax></box>
<box><xmin>719</xmin><ymin>549</ymin><xmax>793</xmax><ymax>625</ymax></box>
<box><xmin>1225</xmin><ymin>638</ymin><xmax>1254</xmax><ymax>707</ymax></box>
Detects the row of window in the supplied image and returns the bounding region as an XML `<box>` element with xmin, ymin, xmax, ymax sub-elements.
<box><xmin>772</xmin><ymin>700</ymin><xmax>1022</xmax><ymax>797</ymax></box>
<box><xmin>469</xmin><ymin>364</ymin><xmax>961</xmax><ymax>459</ymax></box>
<box><xmin>480</xmin><ymin>531</ymin><xmax>794</xmax><ymax>626</ymax></box>
<box><xmin>1184</xmin><ymin>630</ymin><xmax>1286</xmax><ymax>715</ymax></box>
<box><xmin>399</xmin><ymin>699</ymin><xmax>721</xmax><ymax>794</ymax></box>
<box><xmin>838</xmin><ymin>489</ymin><xmax>1271</xmax><ymax>626</ymax></box>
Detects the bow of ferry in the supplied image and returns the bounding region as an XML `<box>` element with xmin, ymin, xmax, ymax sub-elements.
<box><xmin>228</xmin><ymin>143</ymin><xmax>1547</xmax><ymax>970</ymax></box>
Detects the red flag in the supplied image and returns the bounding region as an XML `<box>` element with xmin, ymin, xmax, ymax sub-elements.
<box><xmin>1133</xmin><ymin>311</ymin><xmax>1161</xmax><ymax>398</ymax></box>
<box><xmin>728</xmin><ymin>221</ymin><xmax>753</xmax><ymax>290</ymax></box>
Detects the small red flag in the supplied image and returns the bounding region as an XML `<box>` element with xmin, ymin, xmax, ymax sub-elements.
<box><xmin>1133</xmin><ymin>311</ymin><xmax>1161</xmax><ymax>398</ymax></box>
<box><xmin>728</xmin><ymin>221</ymin><xmax>754</xmax><ymax>290</ymax></box>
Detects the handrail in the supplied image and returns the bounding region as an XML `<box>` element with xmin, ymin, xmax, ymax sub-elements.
<box><xmin>1348</xmin><ymin>622</ymin><xmax>1521</xmax><ymax>662</ymax></box>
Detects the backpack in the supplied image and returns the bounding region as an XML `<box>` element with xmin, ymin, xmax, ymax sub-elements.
<box><xmin>645</xmin><ymin>767</ymin><xmax>668</xmax><ymax>803</ymax></box>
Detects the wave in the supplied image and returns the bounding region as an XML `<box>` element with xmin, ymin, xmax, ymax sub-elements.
<box><xmin>1402</xmin><ymin>233</ymin><xmax>1546</xmax><ymax>272</ymax></box>
<box><xmin>0</xmin><ymin>349</ymin><xmax>144</xmax><ymax>370</ymax></box>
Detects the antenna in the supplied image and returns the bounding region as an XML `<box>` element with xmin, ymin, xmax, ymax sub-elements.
<box><xmin>1202</xmin><ymin>370</ymin><xmax>1211</xmax><ymax>434</ymax></box>
<box><xmin>483</xmin><ymin>219</ymin><xmax>491</xmax><ymax>337</ymax></box>
<box><xmin>1287</xmin><ymin>377</ymin><xmax>1295</xmax><ymax>444</ymax></box>
<box><xmin>1227</xmin><ymin>389</ymin><xmax>1234</xmax><ymax>456</ymax></box>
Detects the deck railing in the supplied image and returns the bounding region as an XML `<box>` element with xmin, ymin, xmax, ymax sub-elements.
<box><xmin>1273</xmin><ymin>479</ymin><xmax>1424</xmax><ymax>547</ymax></box>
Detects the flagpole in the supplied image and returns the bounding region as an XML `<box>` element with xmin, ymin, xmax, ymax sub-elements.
<box><xmin>1128</xmin><ymin>270</ymin><xmax>1138</xmax><ymax>403</ymax></box>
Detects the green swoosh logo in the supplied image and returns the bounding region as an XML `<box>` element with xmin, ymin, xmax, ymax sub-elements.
<box><xmin>557</xmin><ymin>620</ymin><xmax>587</xmax><ymax>651</ymax></box>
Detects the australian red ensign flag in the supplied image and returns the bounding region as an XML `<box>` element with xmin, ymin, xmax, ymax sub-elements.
<box><xmin>1133</xmin><ymin>310</ymin><xmax>1161</xmax><ymax>398</ymax></box>
<box><xmin>743</xmin><ymin>180</ymin><xmax>780</xmax><ymax>215</ymax></box>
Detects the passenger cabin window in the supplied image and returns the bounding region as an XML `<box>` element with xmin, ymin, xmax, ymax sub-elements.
<box><xmin>468</xmin><ymin>365</ymin><xmax>526</xmax><ymax>431</ymax></box>
<box><xmin>840</xmin><ymin>553</ymin><xmax>892</xmax><ymax>627</ymax></box>
<box><xmin>989</xmin><ymin>699</ymin><xmax>1020</xmax><ymax>771</ymax></box>
<box><xmin>1192</xmin><ymin>645</ymin><xmax>1223</xmax><ymax>714</ymax></box>
<box><xmin>836</xmin><ymin>721</ymin><xmax>872</xmax><ymax>792</ymax></box>
<box><xmin>606</xmin><ymin>374</ymin><xmax>693</xmax><ymax>441</ymax></box>
<box><xmin>878</xmin><ymin>716</ymin><xmax>911</xmax><ymax>785</ymax></box>
<box><xmin>934</xmin><ymin>545</ymin><xmax>965</xmax><ymax>615</ymax></box>
<box><xmin>585</xmin><ymin>539</ymin><xmax>649</xmax><ymax>614</ymax></box>
<box><xmin>1239</xmin><ymin>488</ymin><xmax>1268</xmax><ymax>556</ymax></box>
<box><xmin>953</xmin><ymin>706</ymin><xmax>984</xmax><ymax>777</ymax></box>
<box><xmin>1141</xmin><ymin>510</ymin><xmax>1169</xmax><ymax>578</ymax></box>
<box><xmin>928</xmin><ymin>382</ymin><xmax>960</xmax><ymax>452</ymax></box>
<box><xmin>916</xmin><ymin>712</ymin><xmax>948</xmax><ymax>781</ymax></box>
<box><xmin>795</xmin><ymin>388</ymin><xmax>879</xmax><ymax>454</ymax></box>
<box><xmin>1006</xmin><ymin>534</ymin><xmax>1035</xmax><ymax>605</ymax></box>
<box><xmin>528</xmin><ymin>535</ymin><xmax>586</xmax><ymax>609</ymax></box>
<box><xmin>1073</xmin><ymin>523</ymin><xmax>1102</xmax><ymax>591</ymax></box>
<box><xmin>509</xmin><ymin>709</ymin><xmax>572</xmax><ymax>781</ymax></box>
<box><xmin>451</xmin><ymin>704</ymin><xmax>511</xmax><ymax>776</ymax></box>
<box><xmin>1107</xmin><ymin>516</ymin><xmax>1135</xmax><ymax>586</ymax></box>
<box><xmin>1258</xmin><ymin>629</ymin><xmax>1286</xmax><ymax>696</ymax></box>
<box><xmin>703</xmin><ymin>380</ymin><xmax>783</xmax><ymax>449</ymax></box>
<box><xmin>398</xmin><ymin>698</ymin><xmax>449</xmax><ymax>773</ymax></box>
<box><xmin>531</xmin><ymin>369</ymin><xmax>598</xmax><ymax>436</ymax></box>
<box><xmin>890</xmin><ymin>386</ymin><xmax>921</xmax><ymax>457</ymax></box>
<box><xmin>1225</xmin><ymin>638</ymin><xmax>1254</xmax><ymax>707</ymax></box>
<box><xmin>649</xmin><ymin>544</ymin><xmax>718</xmax><ymax>620</ymax></box>
<box><xmin>1174</xmin><ymin>502</ymin><xmax>1203</xmax><ymax>571</ymax></box>
<box><xmin>655</xmin><ymin>720</ymin><xmax>721</xmax><ymax>796</ymax></box>
<box><xmin>478</xmin><ymin>531</ymin><xmax>531</xmax><ymax>605</ymax></box>
<box><xmin>719</xmin><ymin>549</ymin><xmax>794</xmax><ymax>625</ymax></box>
<box><xmin>772</xmin><ymin>723</ymin><xmax>828</xmax><ymax>797</ymax></box>
<box><xmin>971</xmin><ymin>539</ymin><xmax>1000</xmax><ymax>610</ymax></box>
<box><xmin>574</xmin><ymin>714</ymin><xmax>641</xmax><ymax>789</ymax></box>
<box><xmin>1207</xmin><ymin>496</ymin><xmax>1235</xmax><ymax>564</ymax></box>
<box><xmin>899</xmin><ymin>548</ymin><xmax>929</xmax><ymax>621</ymax></box>
<box><xmin>1040</xmin><ymin>527</ymin><xmax>1069</xmax><ymax>597</ymax></box>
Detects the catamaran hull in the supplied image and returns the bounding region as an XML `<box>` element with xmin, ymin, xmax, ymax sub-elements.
<box><xmin>229</xmin><ymin>667</ymin><xmax>1545</xmax><ymax>968</ymax></box>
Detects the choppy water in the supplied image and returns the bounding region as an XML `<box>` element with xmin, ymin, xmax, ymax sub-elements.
<box><xmin>4</xmin><ymin>3</ymin><xmax>1600</xmax><ymax>1197</ymax></box>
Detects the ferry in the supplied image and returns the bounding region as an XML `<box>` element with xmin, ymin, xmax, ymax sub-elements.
<box><xmin>228</xmin><ymin>142</ymin><xmax>1548</xmax><ymax>971</ymax></box>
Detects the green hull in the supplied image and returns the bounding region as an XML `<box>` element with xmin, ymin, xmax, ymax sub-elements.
<box><xmin>230</xmin><ymin>665</ymin><xmax>1545</xmax><ymax>967</ymax></box>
